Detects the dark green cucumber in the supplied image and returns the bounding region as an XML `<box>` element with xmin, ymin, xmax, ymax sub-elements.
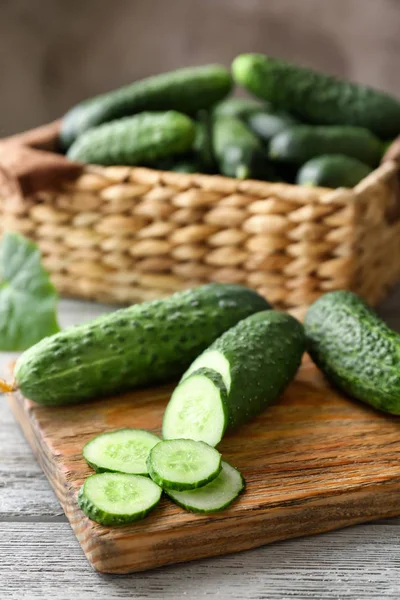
<box><xmin>60</xmin><ymin>64</ymin><xmax>232</xmax><ymax>150</ymax></box>
<box><xmin>14</xmin><ymin>284</ymin><xmax>270</xmax><ymax>406</ymax></box>
<box><xmin>193</xmin><ymin>111</ymin><xmax>216</xmax><ymax>173</ymax></box>
<box><xmin>163</xmin><ymin>311</ymin><xmax>305</xmax><ymax>444</ymax></box>
<box><xmin>150</xmin><ymin>154</ymin><xmax>202</xmax><ymax>173</ymax></box>
<box><xmin>213</xmin><ymin>96</ymin><xmax>266</xmax><ymax>119</ymax></box>
<box><xmin>296</xmin><ymin>154</ymin><xmax>372</xmax><ymax>188</ymax></box>
<box><xmin>212</xmin><ymin>115</ymin><xmax>274</xmax><ymax>179</ymax></box>
<box><xmin>232</xmin><ymin>53</ymin><xmax>400</xmax><ymax>138</ymax></box>
<box><xmin>269</xmin><ymin>125</ymin><xmax>383</xmax><ymax>167</ymax></box>
<box><xmin>67</xmin><ymin>111</ymin><xmax>196</xmax><ymax>166</ymax></box>
<box><xmin>245</xmin><ymin>108</ymin><xmax>298</xmax><ymax>146</ymax></box>
<box><xmin>304</xmin><ymin>291</ymin><xmax>400</xmax><ymax>415</ymax></box>
<box><xmin>78</xmin><ymin>472</ymin><xmax>162</xmax><ymax>526</ymax></box>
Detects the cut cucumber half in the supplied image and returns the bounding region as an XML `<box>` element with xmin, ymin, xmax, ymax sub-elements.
<box><xmin>162</xmin><ymin>368</ymin><xmax>228</xmax><ymax>447</ymax></box>
<box><xmin>78</xmin><ymin>472</ymin><xmax>162</xmax><ymax>526</ymax></box>
<box><xmin>83</xmin><ymin>429</ymin><xmax>160</xmax><ymax>475</ymax></box>
<box><xmin>181</xmin><ymin>349</ymin><xmax>231</xmax><ymax>391</ymax></box>
<box><xmin>165</xmin><ymin>461</ymin><xmax>244</xmax><ymax>513</ymax></box>
<box><xmin>148</xmin><ymin>439</ymin><xmax>222</xmax><ymax>490</ymax></box>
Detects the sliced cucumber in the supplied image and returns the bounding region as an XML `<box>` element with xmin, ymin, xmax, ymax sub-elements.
<box><xmin>83</xmin><ymin>429</ymin><xmax>160</xmax><ymax>475</ymax></box>
<box><xmin>162</xmin><ymin>368</ymin><xmax>228</xmax><ymax>447</ymax></box>
<box><xmin>78</xmin><ymin>472</ymin><xmax>162</xmax><ymax>526</ymax></box>
<box><xmin>148</xmin><ymin>439</ymin><xmax>222</xmax><ymax>490</ymax></box>
<box><xmin>165</xmin><ymin>461</ymin><xmax>244</xmax><ymax>513</ymax></box>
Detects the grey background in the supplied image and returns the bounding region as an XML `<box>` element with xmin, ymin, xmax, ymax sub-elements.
<box><xmin>1</xmin><ymin>0</ymin><xmax>399</xmax><ymax>137</ymax></box>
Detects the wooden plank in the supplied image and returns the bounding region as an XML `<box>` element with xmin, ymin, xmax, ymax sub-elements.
<box><xmin>1</xmin><ymin>521</ymin><xmax>400</xmax><ymax>599</ymax></box>
<box><xmin>8</xmin><ymin>357</ymin><xmax>400</xmax><ymax>574</ymax></box>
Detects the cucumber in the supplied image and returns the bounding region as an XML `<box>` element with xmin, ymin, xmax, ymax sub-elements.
<box><xmin>15</xmin><ymin>283</ymin><xmax>270</xmax><ymax>406</ymax></box>
<box><xmin>150</xmin><ymin>154</ymin><xmax>202</xmax><ymax>174</ymax></box>
<box><xmin>213</xmin><ymin>96</ymin><xmax>266</xmax><ymax>119</ymax></box>
<box><xmin>245</xmin><ymin>108</ymin><xmax>298</xmax><ymax>145</ymax></box>
<box><xmin>83</xmin><ymin>429</ymin><xmax>160</xmax><ymax>475</ymax></box>
<box><xmin>296</xmin><ymin>154</ymin><xmax>372</xmax><ymax>188</ymax></box>
<box><xmin>78</xmin><ymin>472</ymin><xmax>162</xmax><ymax>526</ymax></box>
<box><xmin>147</xmin><ymin>439</ymin><xmax>221</xmax><ymax>490</ymax></box>
<box><xmin>60</xmin><ymin>64</ymin><xmax>232</xmax><ymax>149</ymax></box>
<box><xmin>304</xmin><ymin>291</ymin><xmax>400</xmax><ymax>415</ymax></box>
<box><xmin>212</xmin><ymin>115</ymin><xmax>274</xmax><ymax>179</ymax></box>
<box><xmin>194</xmin><ymin>111</ymin><xmax>216</xmax><ymax>173</ymax></box>
<box><xmin>232</xmin><ymin>53</ymin><xmax>400</xmax><ymax>139</ymax></box>
<box><xmin>269</xmin><ymin>125</ymin><xmax>383</xmax><ymax>168</ymax></box>
<box><xmin>165</xmin><ymin>461</ymin><xmax>244</xmax><ymax>513</ymax></box>
<box><xmin>163</xmin><ymin>368</ymin><xmax>228</xmax><ymax>447</ymax></box>
<box><xmin>163</xmin><ymin>311</ymin><xmax>305</xmax><ymax>445</ymax></box>
<box><xmin>67</xmin><ymin>111</ymin><xmax>196</xmax><ymax>166</ymax></box>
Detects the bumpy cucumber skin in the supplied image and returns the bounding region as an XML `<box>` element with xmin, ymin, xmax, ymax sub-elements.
<box><xmin>183</xmin><ymin>311</ymin><xmax>306</xmax><ymax>429</ymax></box>
<box><xmin>147</xmin><ymin>439</ymin><xmax>222</xmax><ymax>491</ymax></box>
<box><xmin>296</xmin><ymin>154</ymin><xmax>372</xmax><ymax>188</ymax></box>
<box><xmin>269</xmin><ymin>125</ymin><xmax>382</xmax><ymax>168</ymax></box>
<box><xmin>165</xmin><ymin>461</ymin><xmax>245</xmax><ymax>514</ymax></box>
<box><xmin>304</xmin><ymin>291</ymin><xmax>400</xmax><ymax>415</ymax></box>
<box><xmin>232</xmin><ymin>54</ymin><xmax>400</xmax><ymax>139</ymax></box>
<box><xmin>213</xmin><ymin>97</ymin><xmax>266</xmax><ymax>119</ymax></box>
<box><xmin>78</xmin><ymin>474</ymin><xmax>161</xmax><ymax>526</ymax></box>
<box><xmin>245</xmin><ymin>109</ymin><xmax>298</xmax><ymax>145</ymax></box>
<box><xmin>67</xmin><ymin>111</ymin><xmax>196</xmax><ymax>166</ymax></box>
<box><xmin>15</xmin><ymin>284</ymin><xmax>270</xmax><ymax>406</ymax></box>
<box><xmin>60</xmin><ymin>65</ymin><xmax>232</xmax><ymax>150</ymax></box>
<box><xmin>212</xmin><ymin>115</ymin><xmax>274</xmax><ymax>180</ymax></box>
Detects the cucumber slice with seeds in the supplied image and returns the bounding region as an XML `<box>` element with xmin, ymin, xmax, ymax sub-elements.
<box><xmin>83</xmin><ymin>429</ymin><xmax>160</xmax><ymax>475</ymax></box>
<box><xmin>162</xmin><ymin>368</ymin><xmax>228</xmax><ymax>447</ymax></box>
<box><xmin>165</xmin><ymin>461</ymin><xmax>244</xmax><ymax>513</ymax></box>
<box><xmin>148</xmin><ymin>439</ymin><xmax>222</xmax><ymax>490</ymax></box>
<box><xmin>78</xmin><ymin>472</ymin><xmax>162</xmax><ymax>526</ymax></box>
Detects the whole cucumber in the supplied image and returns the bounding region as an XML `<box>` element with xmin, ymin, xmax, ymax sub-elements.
<box><xmin>296</xmin><ymin>154</ymin><xmax>372</xmax><ymax>188</ymax></box>
<box><xmin>305</xmin><ymin>291</ymin><xmax>400</xmax><ymax>415</ymax></box>
<box><xmin>15</xmin><ymin>284</ymin><xmax>271</xmax><ymax>406</ymax></box>
<box><xmin>60</xmin><ymin>65</ymin><xmax>232</xmax><ymax>149</ymax></box>
<box><xmin>232</xmin><ymin>54</ymin><xmax>400</xmax><ymax>139</ymax></box>
<box><xmin>67</xmin><ymin>111</ymin><xmax>196</xmax><ymax>166</ymax></box>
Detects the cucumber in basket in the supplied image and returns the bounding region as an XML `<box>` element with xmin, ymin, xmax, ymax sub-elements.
<box><xmin>14</xmin><ymin>284</ymin><xmax>270</xmax><ymax>406</ymax></box>
<box><xmin>60</xmin><ymin>64</ymin><xmax>232</xmax><ymax>149</ymax></box>
<box><xmin>212</xmin><ymin>115</ymin><xmax>276</xmax><ymax>180</ymax></box>
<box><xmin>269</xmin><ymin>125</ymin><xmax>383</xmax><ymax>168</ymax></box>
<box><xmin>296</xmin><ymin>154</ymin><xmax>372</xmax><ymax>188</ymax></box>
<box><xmin>163</xmin><ymin>311</ymin><xmax>305</xmax><ymax>446</ymax></box>
<box><xmin>67</xmin><ymin>111</ymin><xmax>196</xmax><ymax>166</ymax></box>
<box><xmin>304</xmin><ymin>291</ymin><xmax>400</xmax><ymax>415</ymax></box>
<box><xmin>232</xmin><ymin>53</ymin><xmax>400</xmax><ymax>138</ymax></box>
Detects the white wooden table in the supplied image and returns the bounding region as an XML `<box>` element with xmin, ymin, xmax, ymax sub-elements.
<box><xmin>1</xmin><ymin>290</ymin><xmax>400</xmax><ymax>600</ymax></box>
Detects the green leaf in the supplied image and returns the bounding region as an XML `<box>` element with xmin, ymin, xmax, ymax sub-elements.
<box><xmin>0</xmin><ymin>233</ymin><xmax>60</xmax><ymax>351</ymax></box>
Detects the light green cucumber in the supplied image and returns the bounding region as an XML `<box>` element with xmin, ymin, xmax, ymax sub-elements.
<box><xmin>78</xmin><ymin>472</ymin><xmax>162</xmax><ymax>526</ymax></box>
<box><xmin>67</xmin><ymin>111</ymin><xmax>195</xmax><ymax>166</ymax></box>
<box><xmin>83</xmin><ymin>429</ymin><xmax>160</xmax><ymax>475</ymax></box>
<box><xmin>213</xmin><ymin>96</ymin><xmax>266</xmax><ymax>119</ymax></box>
<box><xmin>163</xmin><ymin>311</ymin><xmax>305</xmax><ymax>445</ymax></box>
<box><xmin>60</xmin><ymin>64</ymin><xmax>232</xmax><ymax>149</ymax></box>
<box><xmin>232</xmin><ymin>53</ymin><xmax>400</xmax><ymax>138</ymax></box>
<box><xmin>14</xmin><ymin>284</ymin><xmax>270</xmax><ymax>406</ymax></box>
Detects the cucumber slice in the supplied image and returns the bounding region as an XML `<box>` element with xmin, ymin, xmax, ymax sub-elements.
<box><xmin>165</xmin><ymin>461</ymin><xmax>244</xmax><ymax>513</ymax></box>
<box><xmin>78</xmin><ymin>472</ymin><xmax>162</xmax><ymax>526</ymax></box>
<box><xmin>148</xmin><ymin>439</ymin><xmax>222</xmax><ymax>490</ymax></box>
<box><xmin>181</xmin><ymin>349</ymin><xmax>231</xmax><ymax>391</ymax></box>
<box><xmin>83</xmin><ymin>429</ymin><xmax>160</xmax><ymax>475</ymax></box>
<box><xmin>162</xmin><ymin>368</ymin><xmax>228</xmax><ymax>447</ymax></box>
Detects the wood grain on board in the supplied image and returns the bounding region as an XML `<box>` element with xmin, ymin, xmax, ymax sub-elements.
<box><xmin>7</xmin><ymin>358</ymin><xmax>400</xmax><ymax>574</ymax></box>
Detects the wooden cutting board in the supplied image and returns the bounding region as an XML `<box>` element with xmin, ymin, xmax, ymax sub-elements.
<box><xmin>8</xmin><ymin>358</ymin><xmax>400</xmax><ymax>574</ymax></box>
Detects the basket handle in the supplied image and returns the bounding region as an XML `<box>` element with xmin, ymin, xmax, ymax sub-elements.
<box><xmin>382</xmin><ymin>136</ymin><xmax>400</xmax><ymax>166</ymax></box>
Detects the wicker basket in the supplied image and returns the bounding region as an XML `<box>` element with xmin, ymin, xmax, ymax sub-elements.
<box><xmin>1</xmin><ymin>121</ymin><xmax>400</xmax><ymax>317</ymax></box>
